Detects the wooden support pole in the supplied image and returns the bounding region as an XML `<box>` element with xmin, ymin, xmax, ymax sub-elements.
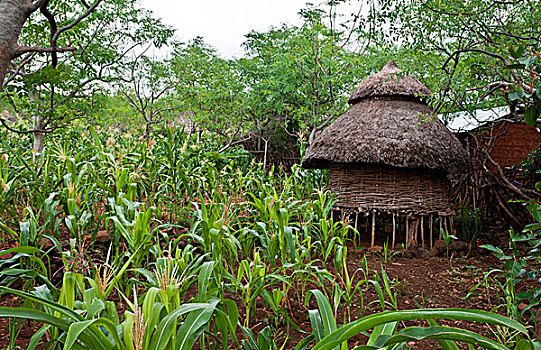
<box><xmin>405</xmin><ymin>215</ymin><xmax>409</xmax><ymax>249</ymax></box>
<box><xmin>416</xmin><ymin>216</ymin><xmax>419</xmax><ymax>244</ymax></box>
<box><xmin>439</xmin><ymin>216</ymin><xmax>443</xmax><ymax>240</ymax></box>
<box><xmin>421</xmin><ymin>216</ymin><xmax>425</xmax><ymax>248</ymax></box>
<box><xmin>392</xmin><ymin>213</ymin><xmax>396</xmax><ymax>250</ymax></box>
<box><xmin>443</xmin><ymin>216</ymin><xmax>449</xmax><ymax>238</ymax></box>
<box><xmin>365</xmin><ymin>214</ymin><xmax>369</xmax><ymax>235</ymax></box>
<box><xmin>371</xmin><ymin>212</ymin><xmax>376</xmax><ymax>247</ymax></box>
<box><xmin>429</xmin><ymin>214</ymin><xmax>433</xmax><ymax>248</ymax></box>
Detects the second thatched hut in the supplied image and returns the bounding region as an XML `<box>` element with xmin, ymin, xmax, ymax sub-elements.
<box><xmin>302</xmin><ymin>61</ymin><xmax>469</xmax><ymax>248</ymax></box>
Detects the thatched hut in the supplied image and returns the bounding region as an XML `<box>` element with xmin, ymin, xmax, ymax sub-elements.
<box><xmin>302</xmin><ymin>61</ymin><xmax>469</xmax><ymax>248</ymax></box>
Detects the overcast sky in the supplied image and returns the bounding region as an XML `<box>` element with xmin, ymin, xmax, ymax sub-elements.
<box><xmin>138</xmin><ymin>0</ymin><xmax>310</xmax><ymax>58</ymax></box>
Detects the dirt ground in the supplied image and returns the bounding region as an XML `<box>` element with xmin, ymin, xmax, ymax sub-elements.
<box><xmin>1</xmin><ymin>241</ymin><xmax>537</xmax><ymax>350</ymax></box>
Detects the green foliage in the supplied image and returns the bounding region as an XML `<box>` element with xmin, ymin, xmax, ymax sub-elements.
<box><xmin>456</xmin><ymin>205</ymin><xmax>483</xmax><ymax>243</ymax></box>
<box><xmin>0</xmin><ymin>120</ymin><xmax>537</xmax><ymax>350</ymax></box>
<box><xmin>1</xmin><ymin>1</ymin><xmax>540</xmax><ymax>347</ymax></box>
<box><xmin>298</xmin><ymin>289</ymin><xmax>538</xmax><ymax>350</ymax></box>
<box><xmin>367</xmin><ymin>0</ymin><xmax>541</xmax><ymax>120</ymax></box>
<box><xmin>1</xmin><ymin>0</ymin><xmax>174</xmax><ymax>145</ymax></box>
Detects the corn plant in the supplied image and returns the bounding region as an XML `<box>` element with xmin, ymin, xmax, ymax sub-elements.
<box><xmin>0</xmin><ymin>246</ymin><xmax>54</xmax><ymax>291</ymax></box>
<box><xmin>249</xmin><ymin>194</ymin><xmax>300</xmax><ymax>267</ymax></box>
<box><xmin>133</xmin><ymin>244</ymin><xmax>207</xmax><ymax>302</ymax></box>
<box><xmin>109</xmin><ymin>195</ymin><xmax>156</xmax><ymax>267</ymax></box>
<box><xmin>335</xmin><ymin>247</ymin><xmax>369</xmax><ymax>322</ymax></box>
<box><xmin>241</xmin><ymin>325</ymin><xmax>288</xmax><ymax>350</ymax></box>
<box><xmin>225</xmin><ymin>251</ymin><xmax>289</xmax><ymax>326</ymax></box>
<box><xmin>298</xmin><ymin>289</ymin><xmax>538</xmax><ymax>350</ymax></box>
<box><xmin>369</xmin><ymin>267</ymin><xmax>399</xmax><ymax>312</ymax></box>
<box><xmin>188</xmin><ymin>194</ymin><xmax>240</xmax><ymax>268</ymax></box>
<box><xmin>0</xmin><ymin>267</ymin><xmax>238</xmax><ymax>350</ymax></box>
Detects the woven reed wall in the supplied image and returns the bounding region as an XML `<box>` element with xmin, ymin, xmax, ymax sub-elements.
<box><xmin>329</xmin><ymin>164</ymin><xmax>453</xmax><ymax>215</ymax></box>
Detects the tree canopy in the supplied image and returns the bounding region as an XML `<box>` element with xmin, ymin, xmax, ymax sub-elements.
<box><xmin>0</xmin><ymin>0</ymin><xmax>539</xmax><ymax>150</ymax></box>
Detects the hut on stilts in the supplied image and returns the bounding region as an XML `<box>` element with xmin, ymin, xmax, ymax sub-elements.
<box><xmin>301</xmin><ymin>61</ymin><xmax>470</xmax><ymax>249</ymax></box>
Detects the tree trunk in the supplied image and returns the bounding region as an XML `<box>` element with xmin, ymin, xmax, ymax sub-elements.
<box><xmin>145</xmin><ymin>121</ymin><xmax>151</xmax><ymax>145</ymax></box>
<box><xmin>0</xmin><ymin>0</ymin><xmax>31</xmax><ymax>90</ymax></box>
<box><xmin>32</xmin><ymin>114</ymin><xmax>46</xmax><ymax>162</ymax></box>
<box><xmin>33</xmin><ymin>130</ymin><xmax>45</xmax><ymax>155</ymax></box>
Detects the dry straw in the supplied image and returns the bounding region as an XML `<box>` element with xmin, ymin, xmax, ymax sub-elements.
<box><xmin>302</xmin><ymin>60</ymin><xmax>469</xmax><ymax>175</ymax></box>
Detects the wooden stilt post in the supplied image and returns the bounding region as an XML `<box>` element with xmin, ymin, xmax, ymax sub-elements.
<box><xmin>405</xmin><ymin>215</ymin><xmax>409</xmax><ymax>249</ymax></box>
<box><xmin>392</xmin><ymin>213</ymin><xmax>396</xmax><ymax>250</ymax></box>
<box><xmin>439</xmin><ymin>215</ymin><xmax>443</xmax><ymax>240</ymax></box>
<box><xmin>421</xmin><ymin>216</ymin><xmax>425</xmax><ymax>248</ymax></box>
<box><xmin>415</xmin><ymin>216</ymin><xmax>419</xmax><ymax>245</ymax></box>
<box><xmin>443</xmin><ymin>216</ymin><xmax>449</xmax><ymax>238</ymax></box>
<box><xmin>371</xmin><ymin>212</ymin><xmax>376</xmax><ymax>247</ymax></box>
<box><xmin>365</xmin><ymin>214</ymin><xmax>369</xmax><ymax>235</ymax></box>
<box><xmin>429</xmin><ymin>214</ymin><xmax>433</xmax><ymax>248</ymax></box>
<box><xmin>354</xmin><ymin>212</ymin><xmax>359</xmax><ymax>246</ymax></box>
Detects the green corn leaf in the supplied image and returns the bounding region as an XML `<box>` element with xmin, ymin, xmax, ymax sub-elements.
<box><xmin>87</xmin><ymin>298</ymin><xmax>106</xmax><ymax>319</ymax></box>
<box><xmin>515</xmin><ymin>339</ymin><xmax>535</xmax><ymax>350</ymax></box>
<box><xmin>149</xmin><ymin>300</ymin><xmax>219</xmax><ymax>350</ymax></box>
<box><xmin>104</xmin><ymin>247</ymin><xmax>141</xmax><ymax>297</ymax></box>
<box><xmin>0</xmin><ymin>286</ymin><xmax>83</xmax><ymax>321</ymax></box>
<box><xmin>27</xmin><ymin>325</ymin><xmax>50</xmax><ymax>350</ymax></box>
<box><xmin>64</xmin><ymin>319</ymin><xmax>115</xmax><ymax>350</ymax></box>
<box><xmin>0</xmin><ymin>246</ymin><xmax>41</xmax><ymax>256</ymax></box>
<box><xmin>0</xmin><ymin>307</ymin><xmax>95</xmax><ymax>348</ymax></box>
<box><xmin>198</xmin><ymin>261</ymin><xmax>215</xmax><ymax>301</ymax></box>
<box><xmin>427</xmin><ymin>319</ymin><xmax>460</xmax><ymax>350</ymax></box>
<box><xmin>0</xmin><ymin>221</ymin><xmax>19</xmax><ymax>240</ymax></box>
<box><xmin>367</xmin><ymin>322</ymin><xmax>397</xmax><ymax>346</ymax></box>
<box><xmin>257</xmin><ymin>326</ymin><xmax>276</xmax><ymax>350</ymax></box>
<box><xmin>382</xmin><ymin>326</ymin><xmax>512</xmax><ymax>350</ymax></box>
<box><xmin>311</xmin><ymin>309</ymin><xmax>529</xmax><ymax>350</ymax></box>
<box><xmin>308</xmin><ymin>309</ymin><xmax>325</xmax><ymax>342</ymax></box>
<box><xmin>175</xmin><ymin>301</ymin><xmax>219</xmax><ymax>350</ymax></box>
<box><xmin>142</xmin><ymin>287</ymin><xmax>160</xmax><ymax>323</ymax></box>
<box><xmin>123</xmin><ymin>312</ymin><xmax>135</xmax><ymax>350</ymax></box>
<box><xmin>240</xmin><ymin>326</ymin><xmax>258</xmax><ymax>350</ymax></box>
<box><xmin>144</xmin><ymin>302</ymin><xmax>166</xmax><ymax>349</ymax></box>
<box><xmin>294</xmin><ymin>334</ymin><xmax>315</xmax><ymax>350</ymax></box>
<box><xmin>213</xmin><ymin>299</ymin><xmax>238</xmax><ymax>344</ymax></box>
<box><xmin>309</xmin><ymin>290</ymin><xmax>337</xmax><ymax>336</ymax></box>
<box><xmin>0</xmin><ymin>307</ymin><xmax>69</xmax><ymax>330</ymax></box>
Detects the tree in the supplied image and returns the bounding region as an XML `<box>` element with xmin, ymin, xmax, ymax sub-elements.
<box><xmin>171</xmin><ymin>38</ymin><xmax>248</xmax><ymax>151</ymax></box>
<box><xmin>0</xmin><ymin>0</ymin><xmax>173</xmax><ymax>154</ymax></box>
<box><xmin>374</xmin><ymin>0</ymin><xmax>541</xmax><ymax>121</ymax></box>
<box><xmin>239</xmin><ymin>1</ymin><xmax>379</xmax><ymax>145</ymax></box>
<box><xmin>120</xmin><ymin>54</ymin><xmax>180</xmax><ymax>143</ymax></box>
<box><xmin>0</xmin><ymin>0</ymin><xmax>101</xmax><ymax>90</ymax></box>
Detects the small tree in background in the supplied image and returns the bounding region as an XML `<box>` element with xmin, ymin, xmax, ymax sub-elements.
<box><xmin>0</xmin><ymin>0</ymin><xmax>173</xmax><ymax>157</ymax></box>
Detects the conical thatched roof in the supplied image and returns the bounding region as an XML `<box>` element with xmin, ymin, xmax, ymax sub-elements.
<box><xmin>302</xmin><ymin>61</ymin><xmax>469</xmax><ymax>174</ymax></box>
<box><xmin>348</xmin><ymin>60</ymin><xmax>431</xmax><ymax>104</ymax></box>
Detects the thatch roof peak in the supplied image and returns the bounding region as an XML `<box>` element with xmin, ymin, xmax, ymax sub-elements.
<box><xmin>381</xmin><ymin>60</ymin><xmax>400</xmax><ymax>72</ymax></box>
<box><xmin>348</xmin><ymin>60</ymin><xmax>431</xmax><ymax>105</ymax></box>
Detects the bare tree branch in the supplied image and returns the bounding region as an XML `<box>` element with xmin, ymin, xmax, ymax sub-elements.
<box><xmin>13</xmin><ymin>45</ymin><xmax>76</xmax><ymax>58</ymax></box>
